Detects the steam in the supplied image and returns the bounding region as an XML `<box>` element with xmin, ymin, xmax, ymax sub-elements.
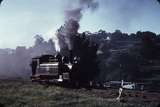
<box><xmin>56</xmin><ymin>0</ymin><xmax>99</xmax><ymax>51</ymax></box>
<box><xmin>0</xmin><ymin>36</ymin><xmax>56</xmax><ymax>79</ymax></box>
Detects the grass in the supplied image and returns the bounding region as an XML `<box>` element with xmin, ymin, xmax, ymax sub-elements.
<box><xmin>0</xmin><ymin>79</ymin><xmax>159</xmax><ymax>107</ymax></box>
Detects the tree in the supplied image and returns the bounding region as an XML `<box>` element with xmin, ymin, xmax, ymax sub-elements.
<box><xmin>111</xmin><ymin>30</ymin><xmax>123</xmax><ymax>41</ymax></box>
<box><xmin>140</xmin><ymin>31</ymin><xmax>156</xmax><ymax>59</ymax></box>
<box><xmin>71</xmin><ymin>32</ymin><xmax>99</xmax><ymax>85</ymax></box>
<box><xmin>34</xmin><ymin>35</ymin><xmax>44</xmax><ymax>46</ymax></box>
<box><xmin>117</xmin><ymin>53</ymin><xmax>140</xmax><ymax>81</ymax></box>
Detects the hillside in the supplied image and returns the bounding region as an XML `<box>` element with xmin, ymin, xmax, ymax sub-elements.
<box><xmin>86</xmin><ymin>30</ymin><xmax>160</xmax><ymax>84</ymax></box>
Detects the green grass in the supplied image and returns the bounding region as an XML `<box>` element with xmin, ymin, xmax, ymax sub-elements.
<box><xmin>0</xmin><ymin>80</ymin><xmax>159</xmax><ymax>107</ymax></box>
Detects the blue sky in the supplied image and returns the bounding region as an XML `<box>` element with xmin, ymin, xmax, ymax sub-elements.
<box><xmin>0</xmin><ymin>0</ymin><xmax>160</xmax><ymax>48</ymax></box>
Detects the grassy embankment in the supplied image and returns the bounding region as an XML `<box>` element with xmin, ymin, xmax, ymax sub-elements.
<box><xmin>0</xmin><ymin>79</ymin><xmax>159</xmax><ymax>107</ymax></box>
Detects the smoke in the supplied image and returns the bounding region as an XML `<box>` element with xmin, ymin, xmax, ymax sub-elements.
<box><xmin>0</xmin><ymin>0</ymin><xmax>3</xmax><ymax>5</ymax></box>
<box><xmin>56</xmin><ymin>0</ymin><xmax>99</xmax><ymax>51</ymax></box>
<box><xmin>0</xmin><ymin>36</ymin><xmax>56</xmax><ymax>79</ymax></box>
<box><xmin>79</xmin><ymin>0</ymin><xmax>99</xmax><ymax>11</ymax></box>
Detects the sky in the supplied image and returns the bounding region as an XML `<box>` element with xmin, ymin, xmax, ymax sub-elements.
<box><xmin>0</xmin><ymin>0</ymin><xmax>160</xmax><ymax>49</ymax></box>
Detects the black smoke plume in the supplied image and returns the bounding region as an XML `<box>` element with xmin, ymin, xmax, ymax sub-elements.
<box><xmin>56</xmin><ymin>0</ymin><xmax>99</xmax><ymax>51</ymax></box>
<box><xmin>0</xmin><ymin>0</ymin><xmax>3</xmax><ymax>5</ymax></box>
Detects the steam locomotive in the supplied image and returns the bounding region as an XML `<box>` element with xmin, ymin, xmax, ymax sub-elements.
<box><xmin>30</xmin><ymin>53</ymin><xmax>75</xmax><ymax>84</ymax></box>
<box><xmin>30</xmin><ymin>51</ymin><xmax>96</xmax><ymax>88</ymax></box>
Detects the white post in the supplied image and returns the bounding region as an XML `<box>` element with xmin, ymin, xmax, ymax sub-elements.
<box><xmin>116</xmin><ymin>87</ymin><xmax>123</xmax><ymax>101</ymax></box>
<box><xmin>116</xmin><ymin>80</ymin><xmax>124</xmax><ymax>101</ymax></box>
